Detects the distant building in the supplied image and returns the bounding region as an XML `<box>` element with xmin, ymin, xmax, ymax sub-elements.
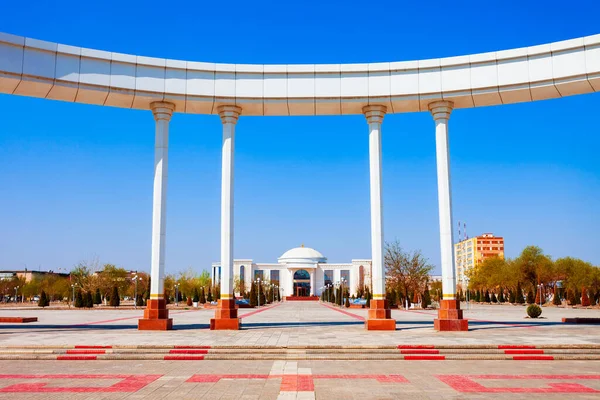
<box><xmin>0</xmin><ymin>270</ymin><xmax>69</xmax><ymax>283</ymax></box>
<box><xmin>454</xmin><ymin>233</ymin><xmax>504</xmax><ymax>285</ymax></box>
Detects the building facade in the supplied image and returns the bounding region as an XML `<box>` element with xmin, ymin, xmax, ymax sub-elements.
<box><xmin>454</xmin><ymin>233</ymin><xmax>504</xmax><ymax>285</ymax></box>
<box><xmin>212</xmin><ymin>246</ymin><xmax>372</xmax><ymax>298</ymax></box>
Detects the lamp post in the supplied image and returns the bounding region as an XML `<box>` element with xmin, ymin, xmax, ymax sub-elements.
<box><xmin>132</xmin><ymin>275</ymin><xmax>142</xmax><ymax>309</ymax></box>
<box><xmin>14</xmin><ymin>286</ymin><xmax>19</xmax><ymax>304</ymax></box>
<box><xmin>538</xmin><ymin>283</ymin><xmax>543</xmax><ymax>307</ymax></box>
<box><xmin>271</xmin><ymin>283</ymin><xmax>276</xmax><ymax>303</ymax></box>
<box><xmin>463</xmin><ymin>276</ymin><xmax>470</xmax><ymax>310</ymax></box>
<box><xmin>254</xmin><ymin>278</ymin><xmax>261</xmax><ymax>307</ymax></box>
<box><xmin>341</xmin><ymin>277</ymin><xmax>347</xmax><ymax>305</ymax></box>
<box><xmin>326</xmin><ymin>283</ymin><xmax>332</xmax><ymax>303</ymax></box>
<box><xmin>71</xmin><ymin>283</ymin><xmax>77</xmax><ymax>307</ymax></box>
<box><xmin>174</xmin><ymin>283</ymin><xmax>180</xmax><ymax>306</ymax></box>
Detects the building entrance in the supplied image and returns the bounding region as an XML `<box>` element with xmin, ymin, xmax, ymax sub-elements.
<box><xmin>293</xmin><ymin>270</ymin><xmax>311</xmax><ymax>297</ymax></box>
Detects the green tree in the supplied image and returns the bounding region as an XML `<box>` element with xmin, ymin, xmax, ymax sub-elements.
<box><xmin>207</xmin><ymin>287</ymin><xmax>213</xmax><ymax>303</ymax></box>
<box><xmin>193</xmin><ymin>288</ymin><xmax>199</xmax><ymax>303</ymax></box>
<box><xmin>109</xmin><ymin>286</ymin><xmax>120</xmax><ymax>307</ymax></box>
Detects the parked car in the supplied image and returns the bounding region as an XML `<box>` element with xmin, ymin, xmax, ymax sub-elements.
<box><xmin>33</xmin><ymin>296</ymin><xmax>40</xmax><ymax>302</ymax></box>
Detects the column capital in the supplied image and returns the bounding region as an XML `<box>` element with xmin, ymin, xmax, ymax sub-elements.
<box><xmin>150</xmin><ymin>101</ymin><xmax>175</xmax><ymax>121</ymax></box>
<box><xmin>428</xmin><ymin>101</ymin><xmax>454</xmax><ymax>122</ymax></box>
<box><xmin>362</xmin><ymin>105</ymin><xmax>387</xmax><ymax>124</ymax></box>
<box><xmin>217</xmin><ymin>105</ymin><xmax>242</xmax><ymax>125</ymax></box>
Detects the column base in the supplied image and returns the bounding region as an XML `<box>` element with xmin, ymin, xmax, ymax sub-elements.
<box><xmin>138</xmin><ymin>299</ymin><xmax>172</xmax><ymax>331</ymax></box>
<box><xmin>365</xmin><ymin>299</ymin><xmax>396</xmax><ymax>331</ymax></box>
<box><xmin>210</xmin><ymin>299</ymin><xmax>241</xmax><ymax>330</ymax></box>
<box><xmin>434</xmin><ymin>299</ymin><xmax>468</xmax><ymax>331</ymax></box>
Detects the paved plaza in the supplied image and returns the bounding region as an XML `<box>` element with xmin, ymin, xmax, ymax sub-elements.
<box><xmin>0</xmin><ymin>301</ymin><xmax>599</xmax><ymax>346</ymax></box>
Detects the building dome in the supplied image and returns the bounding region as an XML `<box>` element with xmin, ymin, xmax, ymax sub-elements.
<box><xmin>278</xmin><ymin>246</ymin><xmax>327</xmax><ymax>263</ymax></box>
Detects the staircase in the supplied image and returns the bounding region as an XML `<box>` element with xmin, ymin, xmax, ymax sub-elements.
<box><xmin>1</xmin><ymin>344</ymin><xmax>599</xmax><ymax>361</ymax></box>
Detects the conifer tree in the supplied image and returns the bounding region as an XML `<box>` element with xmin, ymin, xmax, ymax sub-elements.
<box><xmin>582</xmin><ymin>287</ymin><xmax>590</xmax><ymax>307</ymax></box>
<box><xmin>484</xmin><ymin>290</ymin><xmax>491</xmax><ymax>303</ymax></box>
<box><xmin>553</xmin><ymin>286</ymin><xmax>562</xmax><ymax>306</ymax></box>
<box><xmin>526</xmin><ymin>289</ymin><xmax>535</xmax><ymax>304</ymax></box>
<box><xmin>75</xmin><ymin>289</ymin><xmax>84</xmax><ymax>308</ymax></box>
<box><xmin>207</xmin><ymin>287</ymin><xmax>213</xmax><ymax>303</ymax></box>
<box><xmin>94</xmin><ymin>288</ymin><xmax>102</xmax><ymax>305</ymax></box>
<box><xmin>249</xmin><ymin>282</ymin><xmax>257</xmax><ymax>307</ymax></box>
<box><xmin>498</xmin><ymin>290</ymin><xmax>505</xmax><ymax>303</ymax></box>
<box><xmin>422</xmin><ymin>289</ymin><xmax>431</xmax><ymax>309</ymax></box>
<box><xmin>516</xmin><ymin>282</ymin><xmax>525</xmax><ymax>304</ymax></box>
<box><xmin>200</xmin><ymin>287</ymin><xmax>206</xmax><ymax>304</ymax></box>
<box><xmin>38</xmin><ymin>291</ymin><xmax>48</xmax><ymax>307</ymax></box>
<box><xmin>109</xmin><ymin>286</ymin><xmax>120</xmax><ymax>307</ymax></box>
<box><xmin>85</xmin><ymin>291</ymin><xmax>94</xmax><ymax>308</ymax></box>
<box><xmin>193</xmin><ymin>288</ymin><xmax>199</xmax><ymax>303</ymax></box>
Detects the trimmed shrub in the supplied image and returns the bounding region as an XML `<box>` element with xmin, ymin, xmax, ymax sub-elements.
<box><xmin>200</xmin><ymin>287</ymin><xmax>206</xmax><ymax>304</ymax></box>
<box><xmin>527</xmin><ymin>304</ymin><xmax>542</xmax><ymax>318</ymax></box>
<box><xmin>109</xmin><ymin>286</ymin><xmax>120</xmax><ymax>307</ymax></box>
<box><xmin>498</xmin><ymin>290</ymin><xmax>505</xmax><ymax>303</ymax></box>
<box><xmin>526</xmin><ymin>290</ymin><xmax>535</xmax><ymax>304</ymax></box>
<box><xmin>491</xmin><ymin>293</ymin><xmax>497</xmax><ymax>303</ymax></box>
<box><xmin>207</xmin><ymin>287</ymin><xmax>213</xmax><ymax>303</ymax></box>
<box><xmin>509</xmin><ymin>290</ymin><xmax>516</xmax><ymax>303</ymax></box>
<box><xmin>193</xmin><ymin>288</ymin><xmax>199</xmax><ymax>303</ymax></box>
<box><xmin>484</xmin><ymin>290</ymin><xmax>491</xmax><ymax>303</ymax></box>
<box><xmin>249</xmin><ymin>283</ymin><xmax>257</xmax><ymax>307</ymax></box>
<box><xmin>345</xmin><ymin>296</ymin><xmax>350</xmax><ymax>308</ymax></box>
<box><xmin>136</xmin><ymin>294</ymin><xmax>144</xmax><ymax>307</ymax></box>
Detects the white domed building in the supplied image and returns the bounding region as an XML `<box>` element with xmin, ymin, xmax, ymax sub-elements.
<box><xmin>211</xmin><ymin>245</ymin><xmax>372</xmax><ymax>298</ymax></box>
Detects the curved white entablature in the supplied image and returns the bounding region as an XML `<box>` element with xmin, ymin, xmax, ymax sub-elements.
<box><xmin>0</xmin><ymin>31</ymin><xmax>598</xmax><ymax>116</ymax></box>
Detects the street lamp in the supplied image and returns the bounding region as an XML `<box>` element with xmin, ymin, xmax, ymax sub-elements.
<box><xmin>71</xmin><ymin>283</ymin><xmax>78</xmax><ymax>307</ymax></box>
<box><xmin>174</xmin><ymin>283</ymin><xmax>180</xmax><ymax>306</ymax></box>
<box><xmin>14</xmin><ymin>286</ymin><xmax>19</xmax><ymax>304</ymax></box>
<box><xmin>132</xmin><ymin>275</ymin><xmax>142</xmax><ymax>309</ymax></box>
<box><xmin>271</xmin><ymin>283</ymin><xmax>276</xmax><ymax>303</ymax></box>
<box><xmin>341</xmin><ymin>278</ymin><xmax>347</xmax><ymax>305</ymax></box>
<box><xmin>538</xmin><ymin>283</ymin><xmax>544</xmax><ymax>307</ymax></box>
<box><xmin>254</xmin><ymin>278</ymin><xmax>261</xmax><ymax>307</ymax></box>
<box><xmin>326</xmin><ymin>283</ymin><xmax>332</xmax><ymax>303</ymax></box>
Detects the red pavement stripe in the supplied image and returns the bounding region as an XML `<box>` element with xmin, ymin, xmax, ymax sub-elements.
<box><xmin>498</xmin><ymin>345</ymin><xmax>537</xmax><ymax>349</ymax></box>
<box><xmin>513</xmin><ymin>356</ymin><xmax>554</xmax><ymax>361</ymax></box>
<box><xmin>163</xmin><ymin>356</ymin><xmax>205</xmax><ymax>360</ymax></box>
<box><xmin>401</xmin><ymin>349</ymin><xmax>440</xmax><ymax>354</ymax></box>
<box><xmin>404</xmin><ymin>355</ymin><xmax>445</xmax><ymax>360</ymax></box>
<box><xmin>504</xmin><ymin>349</ymin><xmax>544</xmax><ymax>355</ymax></box>
<box><xmin>320</xmin><ymin>303</ymin><xmax>365</xmax><ymax>321</ymax></box>
<box><xmin>169</xmin><ymin>350</ymin><xmax>208</xmax><ymax>354</ymax></box>
<box><xmin>398</xmin><ymin>345</ymin><xmax>435</xmax><ymax>349</ymax></box>
<box><xmin>56</xmin><ymin>356</ymin><xmax>98</xmax><ymax>361</ymax></box>
<box><xmin>74</xmin><ymin>345</ymin><xmax>112</xmax><ymax>349</ymax></box>
<box><xmin>66</xmin><ymin>350</ymin><xmax>106</xmax><ymax>354</ymax></box>
<box><xmin>173</xmin><ymin>346</ymin><xmax>211</xmax><ymax>349</ymax></box>
<box><xmin>239</xmin><ymin>303</ymin><xmax>282</xmax><ymax>319</ymax></box>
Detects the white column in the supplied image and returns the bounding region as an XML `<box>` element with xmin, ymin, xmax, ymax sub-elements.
<box><xmin>149</xmin><ymin>102</ymin><xmax>175</xmax><ymax>299</ymax></box>
<box><xmin>363</xmin><ymin>105</ymin><xmax>386</xmax><ymax>300</ymax></box>
<box><xmin>218</xmin><ymin>105</ymin><xmax>242</xmax><ymax>300</ymax></box>
<box><xmin>429</xmin><ymin>101</ymin><xmax>456</xmax><ymax>299</ymax></box>
<box><xmin>310</xmin><ymin>270</ymin><xmax>315</xmax><ymax>295</ymax></box>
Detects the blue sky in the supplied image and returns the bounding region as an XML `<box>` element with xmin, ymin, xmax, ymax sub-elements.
<box><xmin>1</xmin><ymin>0</ymin><xmax>599</xmax><ymax>275</ymax></box>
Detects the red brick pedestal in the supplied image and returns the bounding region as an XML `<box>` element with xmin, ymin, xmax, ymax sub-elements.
<box><xmin>365</xmin><ymin>299</ymin><xmax>396</xmax><ymax>330</ymax></box>
<box><xmin>210</xmin><ymin>299</ymin><xmax>240</xmax><ymax>330</ymax></box>
<box><xmin>434</xmin><ymin>299</ymin><xmax>468</xmax><ymax>331</ymax></box>
<box><xmin>138</xmin><ymin>299</ymin><xmax>172</xmax><ymax>330</ymax></box>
